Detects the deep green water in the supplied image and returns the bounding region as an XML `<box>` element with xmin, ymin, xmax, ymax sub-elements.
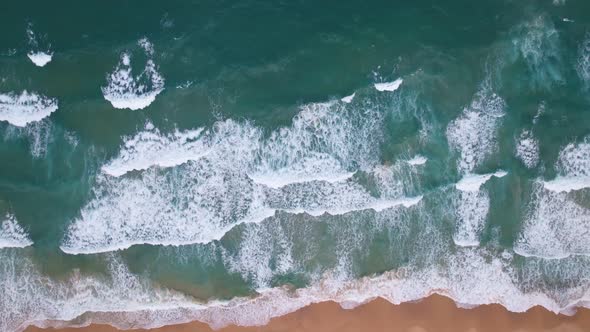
<box><xmin>2</xmin><ymin>0</ymin><xmax>590</xmax><ymax>331</ymax></box>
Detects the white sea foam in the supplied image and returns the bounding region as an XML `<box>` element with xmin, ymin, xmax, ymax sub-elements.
<box><xmin>252</xmin><ymin>101</ymin><xmax>383</xmax><ymax>187</ymax></box>
<box><xmin>102</xmin><ymin>39</ymin><xmax>164</xmax><ymax>110</ymax></box>
<box><xmin>214</xmin><ymin>217</ymin><xmax>590</xmax><ymax>324</ymax></box>
<box><xmin>265</xmin><ymin>176</ymin><xmax>417</xmax><ymax>222</ymax></box>
<box><xmin>248</xmin><ymin>155</ymin><xmax>354</xmax><ymax>188</ymax></box>
<box><xmin>455</xmin><ymin>171</ymin><xmax>507</xmax><ymax>192</ymax></box>
<box><xmin>285</xmin><ymin>195</ymin><xmax>422</xmax><ymax>217</ymax></box>
<box><xmin>10</xmin><ymin>190</ymin><xmax>590</xmax><ymax>331</ymax></box>
<box><xmin>516</xmin><ymin>130</ymin><xmax>539</xmax><ymax>168</ymax></box>
<box><xmin>341</xmin><ymin>92</ymin><xmax>355</xmax><ymax>103</ymax></box>
<box><xmin>106</xmin><ymin>100</ymin><xmax>380</xmax><ymax>183</ymax></box>
<box><xmin>0</xmin><ymin>214</ymin><xmax>33</xmax><ymax>248</ymax></box>
<box><xmin>374</xmin><ymin>78</ymin><xmax>403</xmax><ymax>92</ymax></box>
<box><xmin>452</xmin><ymin>171</ymin><xmax>507</xmax><ymax>247</ymax></box>
<box><xmin>0</xmin><ymin>251</ymin><xmax>199</xmax><ymax>332</ymax></box>
<box><xmin>26</xmin><ymin>26</ymin><xmax>52</xmax><ymax>67</ymax></box>
<box><xmin>61</xmin><ymin>120</ymin><xmax>267</xmax><ymax>254</ymax></box>
<box><xmin>62</xmin><ymin>174</ymin><xmax>417</xmax><ymax>254</ymax></box>
<box><xmin>102</xmin><ymin>124</ymin><xmax>206</xmax><ymax>176</ymax></box>
<box><xmin>516</xmin><ymin>138</ymin><xmax>590</xmax><ymax>258</ymax></box>
<box><xmin>222</xmin><ymin>220</ymin><xmax>296</xmax><ymax>287</ymax></box>
<box><xmin>0</xmin><ymin>91</ymin><xmax>58</xmax><ymax>127</ymax></box>
<box><xmin>370</xmin><ymin>162</ymin><xmax>419</xmax><ymax>199</ymax></box>
<box><xmin>224</xmin><ymin>191</ymin><xmax>420</xmax><ymax>286</ymax></box>
<box><xmin>543</xmin><ymin>176</ymin><xmax>590</xmax><ymax>193</ymax></box>
<box><xmin>27</xmin><ymin>52</ymin><xmax>52</xmax><ymax>67</ymax></box>
<box><xmin>63</xmin><ymin>100</ymin><xmax>390</xmax><ymax>254</ymax></box>
<box><xmin>446</xmin><ymin>80</ymin><xmax>505</xmax><ymax>173</ymax></box>
<box><xmin>543</xmin><ymin>137</ymin><xmax>590</xmax><ymax>193</ymax></box>
<box><xmin>554</xmin><ymin>138</ymin><xmax>590</xmax><ymax>177</ymax></box>
<box><xmin>515</xmin><ymin>182</ymin><xmax>590</xmax><ymax>259</ymax></box>
<box><xmin>453</xmin><ymin>190</ymin><xmax>490</xmax><ymax>247</ymax></box>
<box><xmin>250</xmin><ymin>168</ymin><xmax>354</xmax><ymax>189</ymax></box>
<box><xmin>407</xmin><ymin>155</ymin><xmax>427</xmax><ymax>165</ymax></box>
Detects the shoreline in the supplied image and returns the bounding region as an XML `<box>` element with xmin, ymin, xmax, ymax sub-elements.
<box><xmin>25</xmin><ymin>294</ymin><xmax>590</xmax><ymax>332</ymax></box>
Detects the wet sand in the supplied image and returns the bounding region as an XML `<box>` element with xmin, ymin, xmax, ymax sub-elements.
<box><xmin>25</xmin><ymin>295</ymin><xmax>590</xmax><ymax>332</ymax></box>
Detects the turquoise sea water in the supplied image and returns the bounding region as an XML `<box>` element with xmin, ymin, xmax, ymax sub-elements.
<box><xmin>2</xmin><ymin>0</ymin><xmax>590</xmax><ymax>331</ymax></box>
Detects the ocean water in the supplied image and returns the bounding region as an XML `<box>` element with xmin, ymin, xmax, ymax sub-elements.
<box><xmin>2</xmin><ymin>0</ymin><xmax>590</xmax><ymax>331</ymax></box>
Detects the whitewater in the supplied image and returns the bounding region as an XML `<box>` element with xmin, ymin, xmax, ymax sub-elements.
<box><xmin>2</xmin><ymin>1</ymin><xmax>590</xmax><ymax>331</ymax></box>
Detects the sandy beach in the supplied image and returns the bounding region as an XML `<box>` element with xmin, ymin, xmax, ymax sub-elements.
<box><xmin>25</xmin><ymin>295</ymin><xmax>590</xmax><ymax>332</ymax></box>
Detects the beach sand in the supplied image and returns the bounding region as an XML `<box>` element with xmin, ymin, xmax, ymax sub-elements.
<box><xmin>25</xmin><ymin>294</ymin><xmax>590</xmax><ymax>332</ymax></box>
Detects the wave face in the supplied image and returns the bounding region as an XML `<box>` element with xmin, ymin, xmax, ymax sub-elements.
<box><xmin>4</xmin><ymin>1</ymin><xmax>590</xmax><ymax>331</ymax></box>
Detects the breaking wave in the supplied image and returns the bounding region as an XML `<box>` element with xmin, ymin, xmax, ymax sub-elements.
<box><xmin>62</xmin><ymin>96</ymin><xmax>413</xmax><ymax>254</ymax></box>
<box><xmin>26</xmin><ymin>24</ymin><xmax>53</xmax><ymax>67</ymax></box>
<box><xmin>0</xmin><ymin>91</ymin><xmax>58</xmax><ymax>127</ymax></box>
<box><xmin>101</xmin><ymin>38</ymin><xmax>165</xmax><ymax>110</ymax></box>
